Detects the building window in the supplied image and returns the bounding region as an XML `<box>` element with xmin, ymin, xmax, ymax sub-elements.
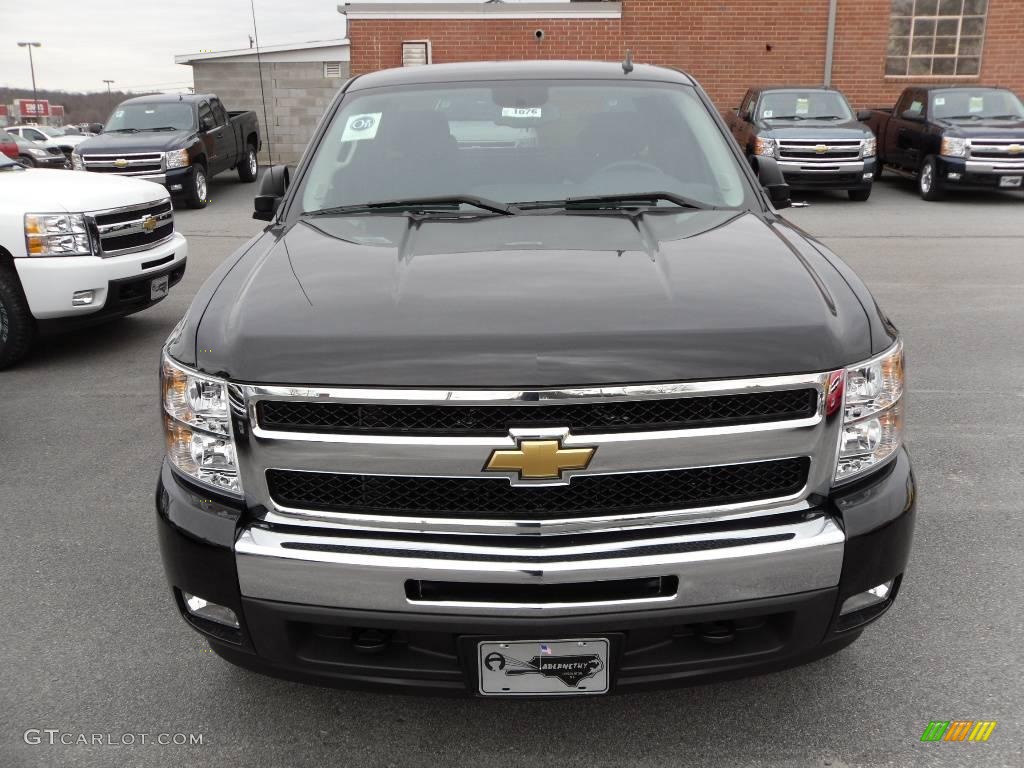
<box><xmin>402</xmin><ymin>41</ymin><xmax>431</xmax><ymax>67</ymax></box>
<box><xmin>324</xmin><ymin>62</ymin><xmax>343</xmax><ymax>78</ymax></box>
<box><xmin>886</xmin><ymin>0</ymin><xmax>988</xmax><ymax>77</ymax></box>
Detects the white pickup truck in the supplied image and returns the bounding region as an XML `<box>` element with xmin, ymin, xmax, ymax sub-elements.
<box><xmin>0</xmin><ymin>153</ymin><xmax>188</xmax><ymax>368</ymax></box>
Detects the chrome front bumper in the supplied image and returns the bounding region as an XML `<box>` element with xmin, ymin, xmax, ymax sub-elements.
<box><xmin>235</xmin><ymin>513</ymin><xmax>845</xmax><ymax>617</ymax></box>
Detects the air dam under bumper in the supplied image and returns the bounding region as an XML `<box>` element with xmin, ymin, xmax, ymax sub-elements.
<box><xmin>156</xmin><ymin>448</ymin><xmax>915</xmax><ymax>694</ymax></box>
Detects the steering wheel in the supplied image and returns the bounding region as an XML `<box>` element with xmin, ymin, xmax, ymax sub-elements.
<box><xmin>589</xmin><ymin>160</ymin><xmax>663</xmax><ymax>176</ymax></box>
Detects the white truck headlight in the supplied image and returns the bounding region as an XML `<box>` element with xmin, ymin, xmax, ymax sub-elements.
<box><xmin>71</xmin><ymin>152</ymin><xmax>85</xmax><ymax>170</ymax></box>
<box><xmin>862</xmin><ymin>137</ymin><xmax>877</xmax><ymax>158</ymax></box>
<box><xmin>24</xmin><ymin>213</ymin><xmax>93</xmax><ymax>257</ymax></box>
<box><xmin>834</xmin><ymin>339</ymin><xmax>904</xmax><ymax>483</ymax></box>
<box><xmin>754</xmin><ymin>136</ymin><xmax>777</xmax><ymax>158</ymax></box>
<box><xmin>940</xmin><ymin>136</ymin><xmax>967</xmax><ymax>158</ymax></box>
<box><xmin>162</xmin><ymin>354</ymin><xmax>242</xmax><ymax>495</ymax></box>
<box><xmin>164</xmin><ymin>149</ymin><xmax>191</xmax><ymax>169</ymax></box>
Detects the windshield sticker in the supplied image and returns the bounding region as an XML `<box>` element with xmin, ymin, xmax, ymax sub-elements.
<box><xmin>501</xmin><ymin>107</ymin><xmax>542</xmax><ymax>119</ymax></box>
<box><xmin>969</xmin><ymin>96</ymin><xmax>984</xmax><ymax>113</ymax></box>
<box><xmin>795</xmin><ymin>98</ymin><xmax>810</xmax><ymax>115</ymax></box>
<box><xmin>763</xmin><ymin>109</ymin><xmax>774</xmax><ymax>118</ymax></box>
<box><xmin>341</xmin><ymin>113</ymin><xmax>382</xmax><ymax>142</ymax></box>
<box><xmin>934</xmin><ymin>96</ymin><xmax>946</xmax><ymax>106</ymax></box>
<box><xmin>114</xmin><ymin>110</ymin><xmax>124</xmax><ymax>118</ymax></box>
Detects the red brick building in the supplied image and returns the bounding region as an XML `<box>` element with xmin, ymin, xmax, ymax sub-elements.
<box><xmin>340</xmin><ymin>1</ymin><xmax>1023</xmax><ymax>110</ymax></box>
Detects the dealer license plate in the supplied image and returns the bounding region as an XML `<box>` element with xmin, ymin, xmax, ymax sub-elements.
<box><xmin>478</xmin><ymin>638</ymin><xmax>609</xmax><ymax>696</ymax></box>
<box><xmin>150</xmin><ymin>275</ymin><xmax>169</xmax><ymax>300</ymax></box>
<box><xmin>999</xmin><ymin>175</ymin><xmax>1022</xmax><ymax>188</ymax></box>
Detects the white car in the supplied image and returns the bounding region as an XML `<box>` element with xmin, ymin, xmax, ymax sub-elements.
<box><xmin>7</xmin><ymin>125</ymin><xmax>90</xmax><ymax>157</ymax></box>
<box><xmin>0</xmin><ymin>152</ymin><xmax>188</xmax><ymax>368</ymax></box>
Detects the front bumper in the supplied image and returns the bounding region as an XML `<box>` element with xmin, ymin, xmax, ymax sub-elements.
<box><xmin>17</xmin><ymin>232</ymin><xmax>187</xmax><ymax>322</ymax></box>
<box><xmin>936</xmin><ymin>156</ymin><xmax>1024</xmax><ymax>189</ymax></box>
<box><xmin>156</xmin><ymin>447</ymin><xmax>915</xmax><ymax>694</ymax></box>
<box><xmin>779</xmin><ymin>158</ymin><xmax>875</xmax><ymax>190</ymax></box>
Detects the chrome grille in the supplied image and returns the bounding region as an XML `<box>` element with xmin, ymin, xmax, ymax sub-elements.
<box><xmin>81</xmin><ymin>151</ymin><xmax>163</xmax><ymax>175</ymax></box>
<box><xmin>967</xmin><ymin>138</ymin><xmax>1024</xmax><ymax>171</ymax></box>
<box><xmin>777</xmin><ymin>139</ymin><xmax>863</xmax><ymax>162</ymax></box>
<box><xmin>88</xmin><ymin>199</ymin><xmax>174</xmax><ymax>256</ymax></box>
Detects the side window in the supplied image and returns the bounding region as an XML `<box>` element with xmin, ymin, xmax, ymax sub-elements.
<box><xmin>26</xmin><ymin>128</ymin><xmax>45</xmax><ymax>141</ymax></box>
<box><xmin>198</xmin><ymin>102</ymin><xmax>215</xmax><ymax>131</ymax></box>
<box><xmin>741</xmin><ymin>92</ymin><xmax>755</xmax><ymax>120</ymax></box>
<box><xmin>210</xmin><ymin>98</ymin><xmax>228</xmax><ymax>126</ymax></box>
<box><xmin>907</xmin><ymin>92</ymin><xmax>925</xmax><ymax>118</ymax></box>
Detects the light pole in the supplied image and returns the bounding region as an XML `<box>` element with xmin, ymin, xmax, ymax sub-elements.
<box><xmin>103</xmin><ymin>79</ymin><xmax>115</xmax><ymax>113</ymax></box>
<box><xmin>17</xmin><ymin>42</ymin><xmax>42</xmax><ymax>124</ymax></box>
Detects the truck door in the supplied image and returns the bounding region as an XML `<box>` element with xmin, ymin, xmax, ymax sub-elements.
<box><xmin>890</xmin><ymin>89</ymin><xmax>926</xmax><ymax>170</ymax></box>
<box><xmin>197</xmin><ymin>100</ymin><xmax>229</xmax><ymax>175</ymax></box>
<box><xmin>209</xmin><ymin>98</ymin><xmax>235</xmax><ymax>169</ymax></box>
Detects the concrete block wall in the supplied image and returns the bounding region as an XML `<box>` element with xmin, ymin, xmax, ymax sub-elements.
<box><xmin>192</xmin><ymin>60</ymin><xmax>349</xmax><ymax>165</ymax></box>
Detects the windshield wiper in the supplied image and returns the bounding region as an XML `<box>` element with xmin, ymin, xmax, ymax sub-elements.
<box><xmin>987</xmin><ymin>114</ymin><xmax>1024</xmax><ymax>120</ymax></box>
<box><xmin>140</xmin><ymin>126</ymin><xmax>181</xmax><ymax>132</ymax></box>
<box><xmin>304</xmin><ymin>195</ymin><xmax>518</xmax><ymax>217</ymax></box>
<box><xmin>517</xmin><ymin>192</ymin><xmax>715</xmax><ymax>212</ymax></box>
<box><xmin>766</xmin><ymin>115</ymin><xmax>804</xmax><ymax>121</ymax></box>
<box><xmin>105</xmin><ymin>128</ymin><xmax>140</xmax><ymax>133</ymax></box>
<box><xmin>808</xmin><ymin>115</ymin><xmax>844</xmax><ymax>120</ymax></box>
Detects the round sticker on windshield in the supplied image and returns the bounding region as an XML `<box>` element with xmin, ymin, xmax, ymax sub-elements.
<box><xmin>341</xmin><ymin>112</ymin><xmax>382</xmax><ymax>142</ymax></box>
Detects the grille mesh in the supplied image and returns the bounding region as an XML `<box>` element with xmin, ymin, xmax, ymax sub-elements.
<box><xmin>267</xmin><ymin>457</ymin><xmax>810</xmax><ymax>520</ymax></box>
<box><xmin>257</xmin><ymin>389</ymin><xmax>818</xmax><ymax>437</ymax></box>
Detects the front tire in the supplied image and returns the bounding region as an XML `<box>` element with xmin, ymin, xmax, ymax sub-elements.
<box><xmin>918</xmin><ymin>156</ymin><xmax>945</xmax><ymax>201</ymax></box>
<box><xmin>0</xmin><ymin>266</ymin><xmax>36</xmax><ymax>370</ymax></box>
<box><xmin>848</xmin><ymin>186</ymin><xmax>872</xmax><ymax>202</ymax></box>
<box><xmin>238</xmin><ymin>144</ymin><xmax>258</xmax><ymax>183</ymax></box>
<box><xmin>19</xmin><ymin>155</ymin><xmax>37</xmax><ymax>168</ymax></box>
<box><xmin>185</xmin><ymin>164</ymin><xmax>208</xmax><ymax>209</ymax></box>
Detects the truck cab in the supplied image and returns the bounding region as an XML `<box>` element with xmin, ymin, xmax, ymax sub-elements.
<box><xmin>727</xmin><ymin>87</ymin><xmax>877</xmax><ymax>201</ymax></box>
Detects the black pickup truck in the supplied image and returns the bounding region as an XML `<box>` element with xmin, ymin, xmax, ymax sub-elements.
<box><xmin>157</xmin><ymin>61</ymin><xmax>914</xmax><ymax>696</ymax></box>
<box><xmin>73</xmin><ymin>94</ymin><xmax>261</xmax><ymax>208</ymax></box>
<box><xmin>863</xmin><ymin>85</ymin><xmax>1024</xmax><ymax>200</ymax></box>
<box><xmin>726</xmin><ymin>86</ymin><xmax>877</xmax><ymax>201</ymax></box>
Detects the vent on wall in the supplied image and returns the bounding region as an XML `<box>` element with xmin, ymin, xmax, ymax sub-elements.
<box><xmin>323</xmin><ymin>62</ymin><xmax>343</xmax><ymax>78</ymax></box>
<box><xmin>402</xmin><ymin>41</ymin><xmax>431</xmax><ymax>67</ymax></box>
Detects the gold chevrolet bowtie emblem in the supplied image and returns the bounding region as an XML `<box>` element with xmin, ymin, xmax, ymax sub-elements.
<box><xmin>484</xmin><ymin>439</ymin><xmax>596</xmax><ymax>481</ymax></box>
<box><xmin>141</xmin><ymin>215</ymin><xmax>157</xmax><ymax>233</ymax></box>
<box><xmin>113</xmin><ymin>158</ymin><xmax>129</xmax><ymax>168</ymax></box>
<box><xmin>814</xmin><ymin>144</ymin><xmax>829</xmax><ymax>154</ymax></box>
<box><xmin>1009</xmin><ymin>144</ymin><xmax>1023</xmax><ymax>155</ymax></box>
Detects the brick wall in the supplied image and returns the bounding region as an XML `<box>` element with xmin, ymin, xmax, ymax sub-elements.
<box><xmin>192</xmin><ymin>60</ymin><xmax>350</xmax><ymax>164</ymax></box>
<box><xmin>347</xmin><ymin>0</ymin><xmax>1023</xmax><ymax>111</ymax></box>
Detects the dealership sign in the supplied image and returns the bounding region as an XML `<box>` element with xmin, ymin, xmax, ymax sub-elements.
<box><xmin>14</xmin><ymin>99</ymin><xmax>50</xmax><ymax>118</ymax></box>
<box><xmin>50</xmin><ymin>105</ymin><xmax>65</xmax><ymax>118</ymax></box>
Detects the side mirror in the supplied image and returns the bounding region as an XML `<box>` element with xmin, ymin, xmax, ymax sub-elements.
<box><xmin>751</xmin><ymin>156</ymin><xmax>791</xmax><ymax>210</ymax></box>
<box><xmin>253</xmin><ymin>164</ymin><xmax>290</xmax><ymax>221</ymax></box>
<box><xmin>900</xmin><ymin>110</ymin><xmax>922</xmax><ymax>122</ymax></box>
<box><xmin>856</xmin><ymin>109</ymin><xmax>873</xmax><ymax>122</ymax></box>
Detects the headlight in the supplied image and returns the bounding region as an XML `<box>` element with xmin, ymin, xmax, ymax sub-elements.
<box><xmin>754</xmin><ymin>136</ymin><xmax>777</xmax><ymax>158</ymax></box>
<box><xmin>28</xmin><ymin>147</ymin><xmax>49</xmax><ymax>157</ymax></box>
<box><xmin>162</xmin><ymin>354</ymin><xmax>242</xmax><ymax>495</ymax></box>
<box><xmin>164</xmin><ymin>148</ymin><xmax>191</xmax><ymax>169</ymax></box>
<box><xmin>24</xmin><ymin>213</ymin><xmax>93</xmax><ymax>257</ymax></box>
<box><xmin>71</xmin><ymin>152</ymin><xmax>84</xmax><ymax>170</ymax></box>
<box><xmin>940</xmin><ymin>136</ymin><xmax>967</xmax><ymax>158</ymax></box>
<box><xmin>862</xmin><ymin>137</ymin><xmax>877</xmax><ymax>158</ymax></box>
<box><xmin>834</xmin><ymin>339</ymin><xmax>905</xmax><ymax>483</ymax></box>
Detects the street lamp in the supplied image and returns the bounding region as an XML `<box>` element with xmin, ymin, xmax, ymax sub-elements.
<box><xmin>103</xmin><ymin>79</ymin><xmax>115</xmax><ymax>113</ymax></box>
<box><xmin>17</xmin><ymin>42</ymin><xmax>42</xmax><ymax>124</ymax></box>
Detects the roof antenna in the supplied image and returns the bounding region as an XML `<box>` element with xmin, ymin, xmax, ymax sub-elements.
<box><xmin>622</xmin><ymin>49</ymin><xmax>634</xmax><ymax>75</ymax></box>
<box><xmin>250</xmin><ymin>0</ymin><xmax>273</xmax><ymax>166</ymax></box>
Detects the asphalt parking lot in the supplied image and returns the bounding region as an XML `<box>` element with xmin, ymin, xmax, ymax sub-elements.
<box><xmin>1</xmin><ymin>174</ymin><xmax>1022</xmax><ymax>768</ymax></box>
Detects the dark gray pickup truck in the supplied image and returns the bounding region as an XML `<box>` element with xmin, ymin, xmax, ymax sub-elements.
<box><xmin>73</xmin><ymin>93</ymin><xmax>261</xmax><ymax>208</ymax></box>
<box><xmin>157</xmin><ymin>60</ymin><xmax>914</xmax><ymax>697</ymax></box>
<box><xmin>864</xmin><ymin>85</ymin><xmax>1024</xmax><ymax>200</ymax></box>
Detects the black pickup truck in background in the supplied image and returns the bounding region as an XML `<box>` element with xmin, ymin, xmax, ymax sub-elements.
<box><xmin>726</xmin><ymin>86</ymin><xmax>877</xmax><ymax>201</ymax></box>
<box><xmin>72</xmin><ymin>94</ymin><xmax>261</xmax><ymax>209</ymax></box>
<box><xmin>863</xmin><ymin>85</ymin><xmax>1024</xmax><ymax>200</ymax></box>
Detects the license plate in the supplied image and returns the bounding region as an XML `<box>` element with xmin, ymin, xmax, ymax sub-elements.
<box><xmin>478</xmin><ymin>638</ymin><xmax>609</xmax><ymax>696</ymax></box>
<box><xmin>150</xmin><ymin>275</ymin><xmax>169</xmax><ymax>300</ymax></box>
<box><xmin>999</xmin><ymin>175</ymin><xmax>1022</xmax><ymax>188</ymax></box>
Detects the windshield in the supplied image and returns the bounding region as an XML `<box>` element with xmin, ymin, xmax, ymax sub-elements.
<box><xmin>38</xmin><ymin>126</ymin><xmax>65</xmax><ymax>137</ymax></box>
<box><xmin>299</xmin><ymin>80</ymin><xmax>750</xmax><ymax>213</ymax></box>
<box><xmin>758</xmin><ymin>90</ymin><xmax>854</xmax><ymax>121</ymax></box>
<box><xmin>104</xmin><ymin>103</ymin><xmax>196</xmax><ymax>132</ymax></box>
<box><xmin>931</xmin><ymin>88</ymin><xmax>1024</xmax><ymax>119</ymax></box>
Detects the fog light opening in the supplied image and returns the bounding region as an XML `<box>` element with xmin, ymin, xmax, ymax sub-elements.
<box><xmin>862</xmin><ymin>172</ymin><xmax>873</xmax><ymax>181</ymax></box>
<box><xmin>72</xmin><ymin>290</ymin><xmax>95</xmax><ymax>306</ymax></box>
<box><xmin>182</xmin><ymin>591</ymin><xmax>240</xmax><ymax>629</ymax></box>
<box><xmin>948</xmin><ymin>172</ymin><xmax>962</xmax><ymax>180</ymax></box>
<box><xmin>840</xmin><ymin>579</ymin><xmax>894</xmax><ymax>616</ymax></box>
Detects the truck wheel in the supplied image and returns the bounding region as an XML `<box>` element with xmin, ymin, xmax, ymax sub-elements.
<box><xmin>238</xmin><ymin>144</ymin><xmax>258</xmax><ymax>183</ymax></box>
<box><xmin>918</xmin><ymin>156</ymin><xmax>945</xmax><ymax>201</ymax></box>
<box><xmin>848</xmin><ymin>186</ymin><xmax>872</xmax><ymax>202</ymax></box>
<box><xmin>185</xmin><ymin>165</ymin><xmax>208</xmax><ymax>209</ymax></box>
<box><xmin>0</xmin><ymin>266</ymin><xmax>36</xmax><ymax>370</ymax></box>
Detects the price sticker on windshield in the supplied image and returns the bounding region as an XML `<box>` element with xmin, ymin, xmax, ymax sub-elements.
<box><xmin>341</xmin><ymin>112</ymin><xmax>382</xmax><ymax>142</ymax></box>
<box><xmin>796</xmin><ymin>98</ymin><xmax>810</xmax><ymax>115</ymax></box>
<box><xmin>501</xmin><ymin>107</ymin><xmax>542</xmax><ymax>119</ymax></box>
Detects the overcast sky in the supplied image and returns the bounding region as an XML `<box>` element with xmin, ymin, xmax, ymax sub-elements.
<box><xmin>0</xmin><ymin>0</ymin><xmax>346</xmax><ymax>93</ymax></box>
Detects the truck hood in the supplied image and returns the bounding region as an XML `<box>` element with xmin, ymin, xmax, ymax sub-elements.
<box><xmin>193</xmin><ymin>211</ymin><xmax>873</xmax><ymax>387</ymax></box>
<box><xmin>757</xmin><ymin>119</ymin><xmax>872</xmax><ymax>140</ymax></box>
<box><xmin>0</xmin><ymin>168</ymin><xmax>169</xmax><ymax>212</ymax></box>
<box><xmin>77</xmin><ymin>130</ymin><xmax>196</xmax><ymax>155</ymax></box>
<box><xmin>937</xmin><ymin>118</ymin><xmax>1024</xmax><ymax>137</ymax></box>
